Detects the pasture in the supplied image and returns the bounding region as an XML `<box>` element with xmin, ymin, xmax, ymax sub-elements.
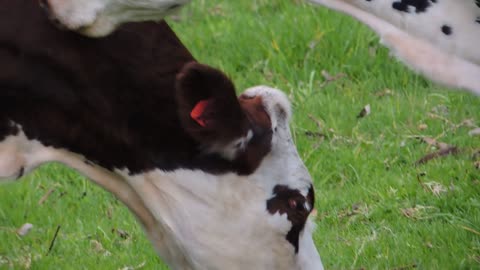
<box><xmin>1</xmin><ymin>0</ymin><xmax>479</xmax><ymax>269</ymax></box>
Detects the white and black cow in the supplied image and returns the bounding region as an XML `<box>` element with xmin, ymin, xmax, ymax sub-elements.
<box><xmin>310</xmin><ymin>0</ymin><xmax>480</xmax><ymax>95</ymax></box>
<box><xmin>0</xmin><ymin>1</ymin><xmax>323</xmax><ymax>269</ymax></box>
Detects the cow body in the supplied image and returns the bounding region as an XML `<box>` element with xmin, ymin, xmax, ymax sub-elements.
<box><xmin>0</xmin><ymin>1</ymin><xmax>323</xmax><ymax>269</ymax></box>
<box><xmin>310</xmin><ymin>0</ymin><xmax>480</xmax><ymax>95</ymax></box>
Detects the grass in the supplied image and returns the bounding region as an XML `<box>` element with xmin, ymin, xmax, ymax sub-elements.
<box><xmin>1</xmin><ymin>0</ymin><xmax>479</xmax><ymax>269</ymax></box>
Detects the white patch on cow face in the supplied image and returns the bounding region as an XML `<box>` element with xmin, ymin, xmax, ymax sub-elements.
<box><xmin>45</xmin><ymin>0</ymin><xmax>192</xmax><ymax>37</ymax></box>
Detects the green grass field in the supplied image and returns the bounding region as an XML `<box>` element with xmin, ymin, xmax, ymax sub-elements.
<box><xmin>1</xmin><ymin>1</ymin><xmax>479</xmax><ymax>269</ymax></box>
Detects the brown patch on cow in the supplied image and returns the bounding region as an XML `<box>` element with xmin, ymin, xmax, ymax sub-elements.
<box><xmin>266</xmin><ymin>185</ymin><xmax>315</xmax><ymax>252</ymax></box>
<box><xmin>232</xmin><ymin>95</ymin><xmax>274</xmax><ymax>174</ymax></box>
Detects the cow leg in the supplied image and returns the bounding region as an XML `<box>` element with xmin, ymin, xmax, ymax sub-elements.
<box><xmin>0</xmin><ymin>135</ymin><xmax>29</xmax><ymax>181</ymax></box>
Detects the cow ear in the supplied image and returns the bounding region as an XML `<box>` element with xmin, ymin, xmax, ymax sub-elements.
<box><xmin>176</xmin><ymin>62</ymin><xmax>250</xmax><ymax>149</ymax></box>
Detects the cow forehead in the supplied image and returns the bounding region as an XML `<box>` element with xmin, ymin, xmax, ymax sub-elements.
<box><xmin>241</xmin><ymin>86</ymin><xmax>292</xmax><ymax>131</ymax></box>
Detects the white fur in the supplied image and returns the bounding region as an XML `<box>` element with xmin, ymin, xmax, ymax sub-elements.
<box><xmin>45</xmin><ymin>0</ymin><xmax>191</xmax><ymax>37</ymax></box>
<box><xmin>0</xmin><ymin>86</ymin><xmax>324</xmax><ymax>269</ymax></box>
<box><xmin>206</xmin><ymin>130</ymin><xmax>254</xmax><ymax>161</ymax></box>
<box><xmin>310</xmin><ymin>0</ymin><xmax>480</xmax><ymax>95</ymax></box>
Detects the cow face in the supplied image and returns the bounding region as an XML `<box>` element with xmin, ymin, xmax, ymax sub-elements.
<box><xmin>40</xmin><ymin>0</ymin><xmax>191</xmax><ymax>36</ymax></box>
<box><xmin>117</xmin><ymin>62</ymin><xmax>324</xmax><ymax>269</ymax></box>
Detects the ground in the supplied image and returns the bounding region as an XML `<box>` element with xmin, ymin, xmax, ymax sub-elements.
<box><xmin>0</xmin><ymin>0</ymin><xmax>479</xmax><ymax>269</ymax></box>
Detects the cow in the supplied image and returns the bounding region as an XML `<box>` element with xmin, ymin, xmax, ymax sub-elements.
<box><xmin>309</xmin><ymin>0</ymin><xmax>480</xmax><ymax>96</ymax></box>
<box><xmin>42</xmin><ymin>0</ymin><xmax>480</xmax><ymax>96</ymax></box>
<box><xmin>0</xmin><ymin>1</ymin><xmax>324</xmax><ymax>269</ymax></box>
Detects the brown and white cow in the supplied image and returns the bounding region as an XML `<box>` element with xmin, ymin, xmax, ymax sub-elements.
<box><xmin>0</xmin><ymin>1</ymin><xmax>323</xmax><ymax>269</ymax></box>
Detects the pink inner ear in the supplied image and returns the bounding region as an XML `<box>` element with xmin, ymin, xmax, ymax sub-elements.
<box><xmin>190</xmin><ymin>99</ymin><xmax>211</xmax><ymax>127</ymax></box>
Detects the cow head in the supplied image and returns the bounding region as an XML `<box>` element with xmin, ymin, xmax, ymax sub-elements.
<box><xmin>118</xmin><ymin>62</ymin><xmax>324</xmax><ymax>269</ymax></box>
<box><xmin>39</xmin><ymin>0</ymin><xmax>191</xmax><ymax>37</ymax></box>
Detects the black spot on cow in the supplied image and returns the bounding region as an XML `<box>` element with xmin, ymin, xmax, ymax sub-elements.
<box><xmin>441</xmin><ymin>25</ymin><xmax>452</xmax><ymax>35</ymax></box>
<box><xmin>392</xmin><ymin>0</ymin><xmax>436</xmax><ymax>13</ymax></box>
<box><xmin>476</xmin><ymin>16</ymin><xmax>480</xmax><ymax>24</ymax></box>
<box><xmin>266</xmin><ymin>185</ymin><xmax>315</xmax><ymax>253</ymax></box>
<box><xmin>476</xmin><ymin>0</ymin><xmax>480</xmax><ymax>8</ymax></box>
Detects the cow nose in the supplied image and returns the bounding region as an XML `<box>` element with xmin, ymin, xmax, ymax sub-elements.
<box><xmin>39</xmin><ymin>0</ymin><xmax>67</xmax><ymax>30</ymax></box>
